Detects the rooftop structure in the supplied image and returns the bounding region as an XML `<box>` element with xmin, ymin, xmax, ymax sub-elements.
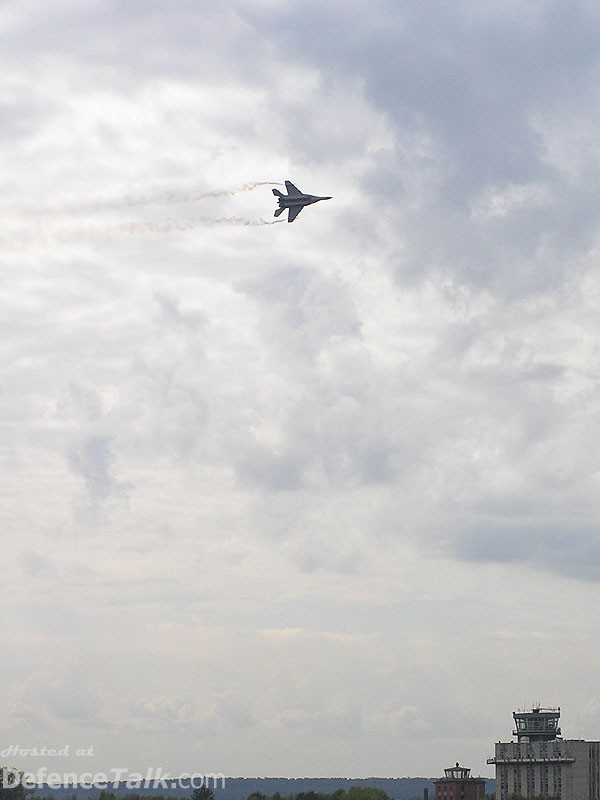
<box><xmin>513</xmin><ymin>706</ymin><xmax>561</xmax><ymax>742</ymax></box>
<box><xmin>434</xmin><ymin>763</ymin><xmax>486</xmax><ymax>800</ymax></box>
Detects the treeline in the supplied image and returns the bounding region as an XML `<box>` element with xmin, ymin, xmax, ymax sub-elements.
<box><xmin>246</xmin><ymin>788</ymin><xmax>393</xmax><ymax>800</ymax></box>
<box><xmin>94</xmin><ymin>790</ymin><xmax>217</xmax><ymax>800</ymax></box>
<box><xmin>0</xmin><ymin>784</ymin><xmax>409</xmax><ymax>800</ymax></box>
<box><xmin>36</xmin><ymin>791</ymin><xmax>214</xmax><ymax>800</ymax></box>
<box><xmin>506</xmin><ymin>796</ymin><xmax>550</xmax><ymax>800</ymax></box>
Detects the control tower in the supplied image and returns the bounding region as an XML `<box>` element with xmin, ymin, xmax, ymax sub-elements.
<box><xmin>512</xmin><ymin>706</ymin><xmax>561</xmax><ymax>742</ymax></box>
<box><xmin>488</xmin><ymin>706</ymin><xmax>600</xmax><ymax>799</ymax></box>
<box><xmin>434</xmin><ymin>763</ymin><xmax>486</xmax><ymax>800</ymax></box>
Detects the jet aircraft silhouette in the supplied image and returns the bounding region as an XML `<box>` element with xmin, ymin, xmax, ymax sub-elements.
<box><xmin>272</xmin><ymin>180</ymin><xmax>332</xmax><ymax>223</ymax></box>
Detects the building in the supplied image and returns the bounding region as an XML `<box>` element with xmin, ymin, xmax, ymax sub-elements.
<box><xmin>434</xmin><ymin>763</ymin><xmax>486</xmax><ymax>800</ymax></box>
<box><xmin>487</xmin><ymin>706</ymin><xmax>600</xmax><ymax>799</ymax></box>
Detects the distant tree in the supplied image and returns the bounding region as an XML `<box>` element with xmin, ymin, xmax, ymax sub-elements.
<box><xmin>128</xmin><ymin>795</ymin><xmax>182</xmax><ymax>800</ymax></box>
<box><xmin>192</xmin><ymin>785</ymin><xmax>215</xmax><ymax>800</ymax></box>
<box><xmin>506</xmin><ymin>795</ymin><xmax>548</xmax><ymax>800</ymax></box>
<box><xmin>294</xmin><ymin>791</ymin><xmax>323</xmax><ymax>800</ymax></box>
<box><xmin>0</xmin><ymin>768</ymin><xmax>31</xmax><ymax>800</ymax></box>
<box><xmin>346</xmin><ymin>788</ymin><xmax>392</xmax><ymax>800</ymax></box>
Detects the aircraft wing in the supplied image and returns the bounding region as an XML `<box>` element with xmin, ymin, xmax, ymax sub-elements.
<box><xmin>285</xmin><ymin>180</ymin><xmax>302</xmax><ymax>196</ymax></box>
<box><xmin>287</xmin><ymin>205</ymin><xmax>304</xmax><ymax>223</ymax></box>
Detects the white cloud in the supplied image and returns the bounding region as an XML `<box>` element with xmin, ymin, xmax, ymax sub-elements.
<box><xmin>2</xmin><ymin>0</ymin><xmax>600</xmax><ymax>780</ymax></box>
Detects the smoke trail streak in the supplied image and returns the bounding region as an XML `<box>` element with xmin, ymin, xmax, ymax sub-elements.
<box><xmin>113</xmin><ymin>216</ymin><xmax>284</xmax><ymax>233</ymax></box>
<box><xmin>0</xmin><ymin>216</ymin><xmax>284</xmax><ymax>246</ymax></box>
<box><xmin>0</xmin><ymin>182</ymin><xmax>284</xmax><ymax>223</ymax></box>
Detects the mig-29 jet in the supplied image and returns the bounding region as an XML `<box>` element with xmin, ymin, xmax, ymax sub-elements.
<box><xmin>272</xmin><ymin>180</ymin><xmax>332</xmax><ymax>223</ymax></box>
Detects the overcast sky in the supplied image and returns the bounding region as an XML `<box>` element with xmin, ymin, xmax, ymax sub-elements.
<box><xmin>3</xmin><ymin>0</ymin><xmax>600</xmax><ymax>781</ymax></box>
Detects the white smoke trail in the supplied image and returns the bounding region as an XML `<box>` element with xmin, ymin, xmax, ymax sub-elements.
<box><xmin>112</xmin><ymin>216</ymin><xmax>285</xmax><ymax>233</ymax></box>
<box><xmin>0</xmin><ymin>182</ymin><xmax>284</xmax><ymax>223</ymax></box>
<box><xmin>76</xmin><ymin>181</ymin><xmax>285</xmax><ymax>212</ymax></box>
<box><xmin>0</xmin><ymin>216</ymin><xmax>284</xmax><ymax>246</ymax></box>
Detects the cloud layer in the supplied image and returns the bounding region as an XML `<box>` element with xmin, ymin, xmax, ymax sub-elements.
<box><xmin>2</xmin><ymin>0</ymin><xmax>600</xmax><ymax>779</ymax></box>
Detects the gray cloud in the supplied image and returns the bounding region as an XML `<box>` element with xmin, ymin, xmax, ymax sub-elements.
<box><xmin>453</xmin><ymin>523</ymin><xmax>600</xmax><ymax>582</ymax></box>
<box><xmin>4</xmin><ymin>0</ymin><xmax>600</xmax><ymax>777</ymax></box>
<box><xmin>67</xmin><ymin>435</ymin><xmax>129</xmax><ymax>523</ymax></box>
<box><xmin>237</xmin><ymin>1</ymin><xmax>600</xmax><ymax>294</ymax></box>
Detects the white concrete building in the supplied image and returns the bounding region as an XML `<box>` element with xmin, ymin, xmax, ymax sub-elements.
<box><xmin>488</xmin><ymin>707</ymin><xmax>600</xmax><ymax>799</ymax></box>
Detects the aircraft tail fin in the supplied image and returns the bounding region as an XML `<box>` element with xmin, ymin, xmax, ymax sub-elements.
<box><xmin>274</xmin><ymin>207</ymin><xmax>284</xmax><ymax>217</ymax></box>
<box><xmin>272</xmin><ymin>188</ymin><xmax>284</xmax><ymax>197</ymax></box>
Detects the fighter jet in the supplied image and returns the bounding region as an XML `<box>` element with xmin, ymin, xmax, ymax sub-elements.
<box><xmin>272</xmin><ymin>180</ymin><xmax>332</xmax><ymax>223</ymax></box>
